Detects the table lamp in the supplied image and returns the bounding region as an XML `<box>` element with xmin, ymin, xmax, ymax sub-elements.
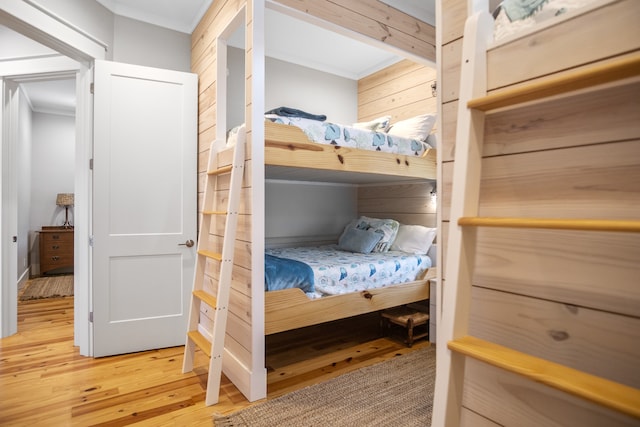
<box><xmin>56</xmin><ymin>193</ymin><xmax>74</xmax><ymax>228</ymax></box>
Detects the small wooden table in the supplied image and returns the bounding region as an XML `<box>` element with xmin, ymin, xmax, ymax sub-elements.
<box><xmin>381</xmin><ymin>306</ymin><xmax>429</xmax><ymax>347</ymax></box>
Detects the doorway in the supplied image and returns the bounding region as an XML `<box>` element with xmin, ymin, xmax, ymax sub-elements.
<box><xmin>2</xmin><ymin>72</ymin><xmax>76</xmax><ymax>310</ymax></box>
<box><xmin>16</xmin><ymin>75</ymin><xmax>77</xmax><ymax>302</ymax></box>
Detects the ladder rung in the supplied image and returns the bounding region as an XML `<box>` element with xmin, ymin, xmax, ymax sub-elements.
<box><xmin>458</xmin><ymin>217</ymin><xmax>640</xmax><ymax>233</ymax></box>
<box><xmin>208</xmin><ymin>165</ymin><xmax>233</xmax><ymax>176</ymax></box>
<box><xmin>187</xmin><ymin>330</ymin><xmax>212</xmax><ymax>357</ymax></box>
<box><xmin>202</xmin><ymin>210</ymin><xmax>227</xmax><ymax>216</ymax></box>
<box><xmin>468</xmin><ymin>53</ymin><xmax>640</xmax><ymax>111</ymax></box>
<box><xmin>193</xmin><ymin>290</ymin><xmax>217</xmax><ymax>308</ymax></box>
<box><xmin>198</xmin><ymin>249</ymin><xmax>222</xmax><ymax>261</ymax></box>
<box><xmin>449</xmin><ymin>336</ymin><xmax>640</xmax><ymax>419</ymax></box>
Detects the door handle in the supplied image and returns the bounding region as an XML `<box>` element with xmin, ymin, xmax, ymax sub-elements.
<box><xmin>178</xmin><ymin>239</ymin><xmax>195</xmax><ymax>247</ymax></box>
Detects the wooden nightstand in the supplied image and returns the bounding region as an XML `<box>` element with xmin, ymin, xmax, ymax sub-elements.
<box><xmin>39</xmin><ymin>226</ymin><xmax>74</xmax><ymax>275</ymax></box>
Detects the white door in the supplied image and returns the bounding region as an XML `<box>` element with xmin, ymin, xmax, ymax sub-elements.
<box><xmin>92</xmin><ymin>60</ymin><xmax>197</xmax><ymax>357</ymax></box>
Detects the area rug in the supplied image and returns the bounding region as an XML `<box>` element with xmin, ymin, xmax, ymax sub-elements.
<box><xmin>19</xmin><ymin>275</ymin><xmax>74</xmax><ymax>300</ymax></box>
<box><xmin>214</xmin><ymin>346</ymin><xmax>435</xmax><ymax>427</ymax></box>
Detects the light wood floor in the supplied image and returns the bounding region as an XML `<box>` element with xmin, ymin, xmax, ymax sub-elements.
<box><xmin>0</xmin><ymin>297</ymin><xmax>428</xmax><ymax>426</ymax></box>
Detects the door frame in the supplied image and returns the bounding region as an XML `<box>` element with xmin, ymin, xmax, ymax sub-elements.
<box><xmin>0</xmin><ymin>3</ymin><xmax>106</xmax><ymax>355</ymax></box>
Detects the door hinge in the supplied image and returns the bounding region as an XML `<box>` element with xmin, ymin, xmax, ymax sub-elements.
<box><xmin>90</xmin><ymin>82</ymin><xmax>94</xmax><ymax>94</ymax></box>
<box><xmin>89</xmin><ymin>312</ymin><xmax>93</xmax><ymax>322</ymax></box>
<box><xmin>89</xmin><ymin>235</ymin><xmax>94</xmax><ymax>247</ymax></box>
<box><xmin>89</xmin><ymin>158</ymin><xmax>93</xmax><ymax>170</ymax></box>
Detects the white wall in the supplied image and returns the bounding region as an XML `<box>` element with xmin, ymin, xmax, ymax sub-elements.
<box><xmin>227</xmin><ymin>46</ymin><xmax>246</xmax><ymax>131</ymax></box>
<box><xmin>260</xmin><ymin>52</ymin><xmax>360</xmax><ymax>247</ymax></box>
<box><xmin>265</xmin><ymin>56</ymin><xmax>358</xmax><ymax>124</ymax></box>
<box><xmin>29</xmin><ymin>113</ymin><xmax>75</xmax><ymax>274</ymax></box>
<box><xmin>112</xmin><ymin>15</ymin><xmax>191</xmax><ymax>72</ymax></box>
<box><xmin>265</xmin><ymin>180</ymin><xmax>357</xmax><ymax>247</ymax></box>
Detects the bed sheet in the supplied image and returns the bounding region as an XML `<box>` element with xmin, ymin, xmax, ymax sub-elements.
<box><xmin>265</xmin><ymin>245</ymin><xmax>432</xmax><ymax>298</ymax></box>
<box><xmin>265</xmin><ymin>115</ymin><xmax>432</xmax><ymax>157</ymax></box>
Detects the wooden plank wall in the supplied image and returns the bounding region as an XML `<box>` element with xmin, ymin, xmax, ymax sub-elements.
<box><xmin>439</xmin><ymin>0</ymin><xmax>640</xmax><ymax>424</ymax></box>
<box><xmin>191</xmin><ymin>0</ymin><xmax>262</xmax><ymax>399</ymax></box>
<box><xmin>273</xmin><ymin>0</ymin><xmax>435</xmax><ymax>63</ymax></box>
<box><xmin>357</xmin><ymin>60</ymin><xmax>438</xmax><ymax>229</ymax></box>
<box><xmin>357</xmin><ymin>59</ymin><xmax>437</xmax><ymax>124</ymax></box>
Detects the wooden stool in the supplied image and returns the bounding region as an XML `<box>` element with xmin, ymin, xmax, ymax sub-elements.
<box><xmin>380</xmin><ymin>306</ymin><xmax>429</xmax><ymax>347</ymax></box>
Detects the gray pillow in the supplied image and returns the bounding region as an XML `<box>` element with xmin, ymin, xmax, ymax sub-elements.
<box><xmin>338</xmin><ymin>227</ymin><xmax>383</xmax><ymax>254</ymax></box>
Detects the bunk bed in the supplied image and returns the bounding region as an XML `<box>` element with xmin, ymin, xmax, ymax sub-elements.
<box><xmin>264</xmin><ymin>118</ymin><xmax>436</xmax><ymax>182</ymax></box>
<box><xmin>258</xmin><ymin>115</ymin><xmax>438</xmax><ymax>335</ymax></box>
<box><xmin>433</xmin><ymin>0</ymin><xmax>640</xmax><ymax>425</ymax></box>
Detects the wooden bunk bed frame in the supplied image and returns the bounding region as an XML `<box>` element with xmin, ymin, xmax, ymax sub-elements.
<box><xmin>264</xmin><ymin>120</ymin><xmax>436</xmax><ymax>181</ymax></box>
<box><xmin>261</xmin><ymin>119</ymin><xmax>438</xmax><ymax>335</ymax></box>
<box><xmin>265</xmin><ymin>269</ymin><xmax>437</xmax><ymax>335</ymax></box>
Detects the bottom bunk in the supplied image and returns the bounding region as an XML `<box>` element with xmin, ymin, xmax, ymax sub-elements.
<box><xmin>264</xmin><ymin>217</ymin><xmax>438</xmax><ymax>335</ymax></box>
<box><xmin>265</xmin><ymin>272</ymin><xmax>436</xmax><ymax>335</ymax></box>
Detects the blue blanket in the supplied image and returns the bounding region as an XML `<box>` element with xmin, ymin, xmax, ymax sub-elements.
<box><xmin>265</xmin><ymin>254</ymin><xmax>315</xmax><ymax>293</ymax></box>
<box><xmin>265</xmin><ymin>106</ymin><xmax>326</xmax><ymax>122</ymax></box>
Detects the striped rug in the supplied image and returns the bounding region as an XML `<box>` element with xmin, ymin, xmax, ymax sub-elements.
<box><xmin>19</xmin><ymin>275</ymin><xmax>74</xmax><ymax>300</ymax></box>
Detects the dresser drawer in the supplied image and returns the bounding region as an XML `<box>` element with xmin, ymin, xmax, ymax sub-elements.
<box><xmin>39</xmin><ymin>227</ymin><xmax>74</xmax><ymax>275</ymax></box>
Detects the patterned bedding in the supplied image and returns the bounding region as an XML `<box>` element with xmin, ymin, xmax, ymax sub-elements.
<box><xmin>494</xmin><ymin>0</ymin><xmax>598</xmax><ymax>41</ymax></box>
<box><xmin>265</xmin><ymin>245</ymin><xmax>432</xmax><ymax>299</ymax></box>
<box><xmin>265</xmin><ymin>114</ymin><xmax>432</xmax><ymax>157</ymax></box>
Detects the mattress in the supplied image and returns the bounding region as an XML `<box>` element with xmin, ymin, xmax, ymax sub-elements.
<box><xmin>265</xmin><ymin>245</ymin><xmax>432</xmax><ymax>298</ymax></box>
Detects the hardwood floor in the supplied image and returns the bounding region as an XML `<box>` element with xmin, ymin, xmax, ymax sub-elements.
<box><xmin>0</xmin><ymin>297</ymin><xmax>429</xmax><ymax>426</ymax></box>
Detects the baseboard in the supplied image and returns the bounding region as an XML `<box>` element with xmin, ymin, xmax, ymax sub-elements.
<box><xmin>17</xmin><ymin>268</ymin><xmax>30</xmax><ymax>291</ymax></box>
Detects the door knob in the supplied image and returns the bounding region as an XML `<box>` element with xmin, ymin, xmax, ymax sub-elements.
<box><xmin>179</xmin><ymin>239</ymin><xmax>195</xmax><ymax>247</ymax></box>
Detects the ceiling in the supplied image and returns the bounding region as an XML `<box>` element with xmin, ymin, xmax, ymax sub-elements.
<box><xmin>14</xmin><ymin>0</ymin><xmax>435</xmax><ymax>115</ymax></box>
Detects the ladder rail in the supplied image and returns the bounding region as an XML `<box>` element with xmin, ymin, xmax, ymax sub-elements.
<box><xmin>205</xmin><ymin>135</ymin><xmax>245</xmax><ymax>406</ymax></box>
<box><xmin>181</xmin><ymin>129</ymin><xmax>245</xmax><ymax>406</ymax></box>
<box><xmin>449</xmin><ymin>336</ymin><xmax>640</xmax><ymax>419</ymax></box>
<box><xmin>431</xmin><ymin>11</ymin><xmax>495</xmax><ymax>427</ymax></box>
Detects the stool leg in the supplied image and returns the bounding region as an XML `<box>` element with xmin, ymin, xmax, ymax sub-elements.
<box><xmin>407</xmin><ymin>318</ymin><xmax>414</xmax><ymax>347</ymax></box>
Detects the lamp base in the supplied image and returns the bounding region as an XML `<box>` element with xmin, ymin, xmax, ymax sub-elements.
<box><xmin>61</xmin><ymin>206</ymin><xmax>72</xmax><ymax>229</ymax></box>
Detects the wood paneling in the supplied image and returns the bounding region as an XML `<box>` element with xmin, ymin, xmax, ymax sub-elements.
<box><xmin>462</xmin><ymin>358</ymin><xmax>638</xmax><ymax>427</ymax></box>
<box><xmin>486</xmin><ymin>0</ymin><xmax>639</xmax><ymax>91</ymax></box>
<box><xmin>441</xmin><ymin>38</ymin><xmax>463</xmax><ymax>104</ymax></box>
<box><xmin>439</xmin><ymin>0</ymin><xmax>640</xmax><ymax>424</ymax></box>
<box><xmin>358</xmin><ymin>60</ymin><xmax>437</xmax><ymax>123</ymax></box>
<box><xmin>358</xmin><ymin>182</ymin><xmax>436</xmax><ymax>228</ymax></box>
<box><xmin>441</xmin><ymin>0</ymin><xmax>467</xmax><ymax>45</ymax></box>
<box><xmin>274</xmin><ymin>0</ymin><xmax>435</xmax><ymax>62</ymax></box>
<box><xmin>469</xmin><ymin>286</ymin><xmax>640</xmax><ymax>387</ymax></box>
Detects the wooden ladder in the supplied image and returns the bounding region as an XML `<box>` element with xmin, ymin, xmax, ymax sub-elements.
<box><xmin>432</xmin><ymin>11</ymin><xmax>640</xmax><ymax>426</ymax></box>
<box><xmin>182</xmin><ymin>133</ymin><xmax>245</xmax><ymax>406</ymax></box>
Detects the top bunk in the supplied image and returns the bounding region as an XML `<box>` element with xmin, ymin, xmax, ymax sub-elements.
<box><xmin>263</xmin><ymin>112</ymin><xmax>437</xmax><ymax>184</ymax></box>
<box><xmin>485</xmin><ymin>0</ymin><xmax>637</xmax><ymax>94</ymax></box>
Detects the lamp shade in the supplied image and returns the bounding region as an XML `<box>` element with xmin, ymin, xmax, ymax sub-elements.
<box><xmin>56</xmin><ymin>193</ymin><xmax>74</xmax><ymax>207</ymax></box>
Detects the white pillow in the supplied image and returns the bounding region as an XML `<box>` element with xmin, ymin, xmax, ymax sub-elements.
<box><xmin>339</xmin><ymin>216</ymin><xmax>400</xmax><ymax>253</ymax></box>
<box><xmin>387</xmin><ymin>114</ymin><xmax>436</xmax><ymax>141</ymax></box>
<box><xmin>352</xmin><ymin>115</ymin><xmax>391</xmax><ymax>132</ymax></box>
<box><xmin>390</xmin><ymin>224</ymin><xmax>437</xmax><ymax>255</ymax></box>
<box><xmin>226</xmin><ymin>123</ymin><xmax>245</xmax><ymax>147</ymax></box>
